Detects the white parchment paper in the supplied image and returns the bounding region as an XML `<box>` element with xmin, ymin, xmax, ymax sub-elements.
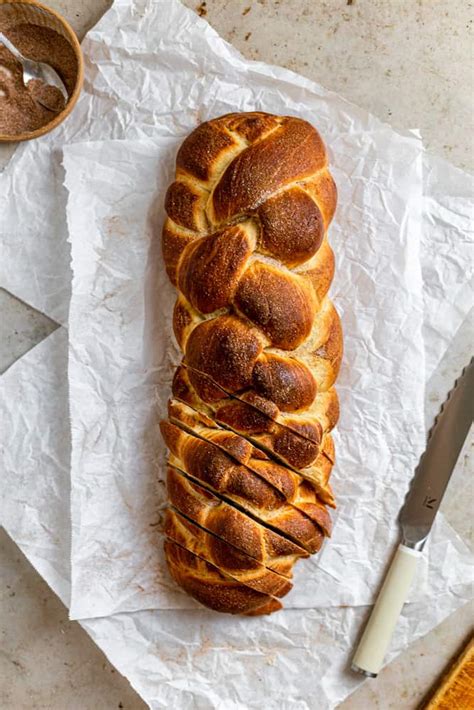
<box><xmin>0</xmin><ymin>0</ymin><xmax>472</xmax><ymax>708</ymax></box>
<box><xmin>65</xmin><ymin>129</ymin><xmax>427</xmax><ymax>620</ymax></box>
<box><xmin>421</xmin><ymin>153</ymin><xmax>474</xmax><ymax>379</ymax></box>
<box><xmin>1</xmin><ymin>329</ymin><xmax>471</xmax><ymax>710</ymax></box>
<box><xmin>0</xmin><ymin>0</ymin><xmax>470</xmax><ymax>340</ymax></box>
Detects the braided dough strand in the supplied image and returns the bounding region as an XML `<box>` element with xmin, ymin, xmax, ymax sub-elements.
<box><xmin>161</xmin><ymin>112</ymin><xmax>342</xmax><ymax>614</ymax></box>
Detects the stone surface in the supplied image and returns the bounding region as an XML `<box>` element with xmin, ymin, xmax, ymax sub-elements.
<box><xmin>183</xmin><ymin>0</ymin><xmax>474</xmax><ymax>173</ymax></box>
<box><xmin>1</xmin><ymin>0</ymin><xmax>472</xmax><ymax>708</ymax></box>
<box><xmin>0</xmin><ymin>529</ymin><xmax>146</xmax><ymax>710</ymax></box>
<box><xmin>0</xmin><ymin>289</ymin><xmax>58</xmax><ymax>373</ymax></box>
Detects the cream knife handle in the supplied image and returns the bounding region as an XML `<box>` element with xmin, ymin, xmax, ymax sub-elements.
<box><xmin>351</xmin><ymin>544</ymin><xmax>421</xmax><ymax>677</ymax></box>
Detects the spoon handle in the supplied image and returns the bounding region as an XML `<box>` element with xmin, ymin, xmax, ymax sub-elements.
<box><xmin>0</xmin><ymin>32</ymin><xmax>26</xmax><ymax>62</ymax></box>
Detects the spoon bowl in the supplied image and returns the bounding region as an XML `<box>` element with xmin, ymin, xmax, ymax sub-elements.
<box><xmin>0</xmin><ymin>30</ymin><xmax>68</xmax><ymax>111</ymax></box>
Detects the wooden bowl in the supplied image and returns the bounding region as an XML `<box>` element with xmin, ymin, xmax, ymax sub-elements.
<box><xmin>0</xmin><ymin>0</ymin><xmax>84</xmax><ymax>142</ymax></box>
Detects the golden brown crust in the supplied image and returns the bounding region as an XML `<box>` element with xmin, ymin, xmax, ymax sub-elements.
<box><xmin>257</xmin><ymin>187</ymin><xmax>325</xmax><ymax>267</ymax></box>
<box><xmin>211</xmin><ymin>117</ymin><xmax>327</xmax><ymax>222</ymax></box>
<box><xmin>166</xmin><ymin>467</ymin><xmax>308</xmax><ymax>577</ymax></box>
<box><xmin>164</xmin><ymin>181</ymin><xmax>208</xmax><ymax>233</ymax></box>
<box><xmin>168</xmin><ymin>398</ymin><xmax>333</xmax><ymax>535</ymax></box>
<box><xmin>234</xmin><ymin>262</ymin><xmax>316</xmax><ymax>349</ymax></box>
<box><xmin>165</xmin><ymin>539</ymin><xmax>282</xmax><ymax>615</ymax></box>
<box><xmin>186</xmin><ymin>315</ymin><xmax>263</xmax><ymax>395</ymax></box>
<box><xmin>218</xmin><ymin>112</ymin><xmax>282</xmax><ymax>143</ymax></box>
<box><xmin>302</xmin><ymin>239</ymin><xmax>335</xmax><ymax>304</ymax></box>
<box><xmin>251</xmin><ymin>354</ymin><xmax>317</xmax><ymax>412</ymax></box>
<box><xmin>176</xmin><ymin>119</ymin><xmax>240</xmax><ymax>182</ymax></box>
<box><xmin>177</xmin><ymin>224</ymin><xmax>254</xmax><ymax>314</ymax></box>
<box><xmin>164</xmin><ymin>509</ymin><xmax>293</xmax><ymax>598</ymax></box>
<box><xmin>161</xmin><ymin>222</ymin><xmax>194</xmax><ymax>286</ymax></box>
<box><xmin>161</xmin><ymin>417</ymin><xmax>328</xmax><ymax>553</ymax></box>
<box><xmin>160</xmin><ymin>112</ymin><xmax>342</xmax><ymax>614</ymax></box>
<box><xmin>168</xmin><ymin>400</ymin><xmax>330</xmax><ymax>530</ymax></box>
<box><xmin>172</xmin><ymin>364</ymin><xmax>338</xmax><ymax>478</ymax></box>
<box><xmin>303</xmin><ymin>171</ymin><xmax>338</xmax><ymax>229</ymax></box>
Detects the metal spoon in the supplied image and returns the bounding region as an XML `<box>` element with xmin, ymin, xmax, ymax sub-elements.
<box><xmin>0</xmin><ymin>31</ymin><xmax>68</xmax><ymax>111</ymax></box>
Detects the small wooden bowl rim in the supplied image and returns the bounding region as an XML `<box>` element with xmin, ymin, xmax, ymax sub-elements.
<box><xmin>0</xmin><ymin>0</ymin><xmax>84</xmax><ymax>142</ymax></box>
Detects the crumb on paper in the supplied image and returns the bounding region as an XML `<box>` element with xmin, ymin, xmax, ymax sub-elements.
<box><xmin>245</xmin><ymin>31</ymin><xmax>252</xmax><ymax>41</ymax></box>
<box><xmin>242</xmin><ymin>6</ymin><xmax>251</xmax><ymax>14</ymax></box>
<box><xmin>102</xmin><ymin>215</ymin><xmax>128</xmax><ymax>237</ymax></box>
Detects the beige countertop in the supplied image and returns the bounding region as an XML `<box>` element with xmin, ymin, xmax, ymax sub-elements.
<box><xmin>1</xmin><ymin>1</ymin><xmax>472</xmax><ymax>708</ymax></box>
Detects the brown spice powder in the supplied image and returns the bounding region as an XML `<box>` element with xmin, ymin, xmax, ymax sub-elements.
<box><xmin>0</xmin><ymin>23</ymin><xmax>78</xmax><ymax>135</ymax></box>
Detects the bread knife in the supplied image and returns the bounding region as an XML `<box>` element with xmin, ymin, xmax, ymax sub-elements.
<box><xmin>351</xmin><ymin>357</ymin><xmax>474</xmax><ymax>677</ymax></box>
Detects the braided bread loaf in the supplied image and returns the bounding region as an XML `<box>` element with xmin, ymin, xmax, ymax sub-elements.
<box><xmin>160</xmin><ymin>112</ymin><xmax>342</xmax><ymax>615</ymax></box>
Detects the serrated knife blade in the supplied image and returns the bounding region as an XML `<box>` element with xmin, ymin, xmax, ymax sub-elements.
<box><xmin>399</xmin><ymin>357</ymin><xmax>474</xmax><ymax>550</ymax></box>
<box><xmin>352</xmin><ymin>358</ymin><xmax>474</xmax><ymax>677</ymax></box>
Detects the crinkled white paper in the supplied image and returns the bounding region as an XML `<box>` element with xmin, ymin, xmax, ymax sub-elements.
<box><xmin>65</xmin><ymin>128</ymin><xmax>427</xmax><ymax>620</ymax></box>
<box><xmin>0</xmin><ymin>0</ymin><xmax>424</xmax><ymax>324</ymax></box>
<box><xmin>0</xmin><ymin>0</ymin><xmax>472</xmax><ymax>708</ymax></box>
<box><xmin>1</xmin><ymin>329</ymin><xmax>472</xmax><ymax>710</ymax></box>
<box><xmin>421</xmin><ymin>152</ymin><xmax>474</xmax><ymax>380</ymax></box>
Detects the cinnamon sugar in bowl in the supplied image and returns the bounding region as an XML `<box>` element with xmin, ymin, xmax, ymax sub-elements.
<box><xmin>0</xmin><ymin>0</ymin><xmax>83</xmax><ymax>142</ymax></box>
